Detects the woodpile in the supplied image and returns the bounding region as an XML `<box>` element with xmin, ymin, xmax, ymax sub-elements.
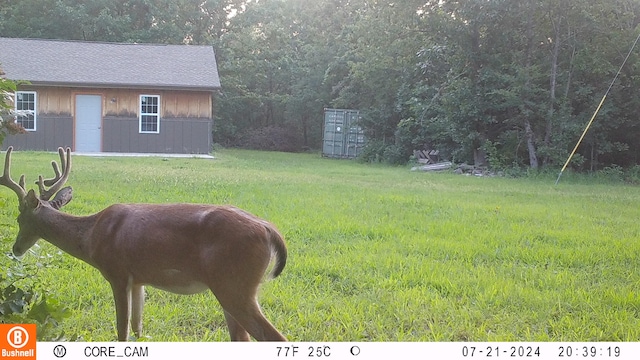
<box><xmin>411</xmin><ymin>161</ymin><xmax>452</xmax><ymax>172</ymax></box>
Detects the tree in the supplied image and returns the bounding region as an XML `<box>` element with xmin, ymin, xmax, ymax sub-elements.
<box><xmin>0</xmin><ymin>67</ymin><xmax>26</xmax><ymax>145</ymax></box>
<box><xmin>402</xmin><ymin>0</ymin><xmax>640</xmax><ymax>169</ymax></box>
<box><xmin>215</xmin><ymin>0</ymin><xmax>336</xmax><ymax>150</ymax></box>
<box><xmin>1</xmin><ymin>66</ymin><xmax>68</xmax><ymax>340</ymax></box>
<box><xmin>325</xmin><ymin>0</ymin><xmax>428</xmax><ymax>162</ymax></box>
<box><xmin>2</xmin><ymin>0</ymin><xmax>640</xmax><ymax>168</ymax></box>
<box><xmin>0</xmin><ymin>0</ymin><xmax>240</xmax><ymax>44</ymax></box>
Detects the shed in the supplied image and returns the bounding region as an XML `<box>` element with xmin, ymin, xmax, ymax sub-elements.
<box><xmin>0</xmin><ymin>37</ymin><xmax>221</xmax><ymax>154</ymax></box>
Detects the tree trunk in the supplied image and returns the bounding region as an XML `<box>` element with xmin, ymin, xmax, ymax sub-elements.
<box><xmin>525</xmin><ymin>119</ymin><xmax>539</xmax><ymax>169</ymax></box>
<box><xmin>545</xmin><ymin>12</ymin><xmax>561</xmax><ymax>148</ymax></box>
<box><xmin>522</xmin><ymin>0</ymin><xmax>539</xmax><ymax>169</ymax></box>
<box><xmin>301</xmin><ymin>114</ymin><xmax>309</xmax><ymax>147</ymax></box>
<box><xmin>474</xmin><ymin>147</ymin><xmax>488</xmax><ymax>168</ymax></box>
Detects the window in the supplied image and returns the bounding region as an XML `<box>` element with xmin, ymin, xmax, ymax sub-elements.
<box><xmin>15</xmin><ymin>91</ymin><xmax>37</xmax><ymax>131</ymax></box>
<box><xmin>139</xmin><ymin>95</ymin><xmax>160</xmax><ymax>133</ymax></box>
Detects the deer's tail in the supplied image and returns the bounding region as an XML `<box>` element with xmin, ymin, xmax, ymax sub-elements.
<box><xmin>267</xmin><ymin>226</ymin><xmax>287</xmax><ymax>279</ymax></box>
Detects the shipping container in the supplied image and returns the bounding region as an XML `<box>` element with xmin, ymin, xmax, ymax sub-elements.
<box><xmin>322</xmin><ymin>108</ymin><xmax>365</xmax><ymax>158</ymax></box>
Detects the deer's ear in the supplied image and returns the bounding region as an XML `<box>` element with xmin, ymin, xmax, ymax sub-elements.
<box><xmin>24</xmin><ymin>189</ymin><xmax>40</xmax><ymax>210</ymax></box>
<box><xmin>49</xmin><ymin>186</ymin><xmax>73</xmax><ymax>210</ymax></box>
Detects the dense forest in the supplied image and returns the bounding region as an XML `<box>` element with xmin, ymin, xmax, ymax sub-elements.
<box><xmin>1</xmin><ymin>0</ymin><xmax>640</xmax><ymax>171</ymax></box>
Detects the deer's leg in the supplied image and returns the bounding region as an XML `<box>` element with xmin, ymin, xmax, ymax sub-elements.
<box><xmin>110</xmin><ymin>280</ymin><xmax>132</xmax><ymax>341</ymax></box>
<box><xmin>211</xmin><ymin>286</ymin><xmax>287</xmax><ymax>341</ymax></box>
<box><xmin>131</xmin><ymin>284</ymin><xmax>145</xmax><ymax>338</ymax></box>
<box><xmin>207</xmin><ymin>244</ymin><xmax>287</xmax><ymax>341</ymax></box>
<box><xmin>227</xmin><ymin>299</ymin><xmax>286</xmax><ymax>341</ymax></box>
<box><xmin>223</xmin><ymin>310</ymin><xmax>250</xmax><ymax>341</ymax></box>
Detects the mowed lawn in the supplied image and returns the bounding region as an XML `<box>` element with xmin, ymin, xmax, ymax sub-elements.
<box><xmin>0</xmin><ymin>149</ymin><xmax>638</xmax><ymax>341</ymax></box>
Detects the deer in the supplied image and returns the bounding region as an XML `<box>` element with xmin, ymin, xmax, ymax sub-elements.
<box><xmin>0</xmin><ymin>146</ymin><xmax>287</xmax><ymax>341</ymax></box>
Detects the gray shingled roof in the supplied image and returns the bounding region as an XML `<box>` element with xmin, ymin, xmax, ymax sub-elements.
<box><xmin>0</xmin><ymin>37</ymin><xmax>221</xmax><ymax>91</ymax></box>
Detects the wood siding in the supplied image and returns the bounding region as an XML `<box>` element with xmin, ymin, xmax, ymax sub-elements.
<box><xmin>17</xmin><ymin>86</ymin><xmax>212</xmax><ymax>118</ymax></box>
<box><xmin>104</xmin><ymin>89</ymin><xmax>212</xmax><ymax>118</ymax></box>
<box><xmin>35</xmin><ymin>88</ymin><xmax>73</xmax><ymax>115</ymax></box>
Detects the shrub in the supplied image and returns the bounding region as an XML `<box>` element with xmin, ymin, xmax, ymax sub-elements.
<box><xmin>237</xmin><ymin>125</ymin><xmax>302</xmax><ymax>152</ymax></box>
<box><xmin>1</xmin><ymin>259</ymin><xmax>71</xmax><ymax>340</ymax></box>
<box><xmin>621</xmin><ymin>165</ymin><xmax>640</xmax><ymax>184</ymax></box>
<box><xmin>356</xmin><ymin>140</ymin><xmax>385</xmax><ymax>163</ymax></box>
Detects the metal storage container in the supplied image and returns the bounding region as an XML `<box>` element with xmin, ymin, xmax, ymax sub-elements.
<box><xmin>322</xmin><ymin>108</ymin><xmax>365</xmax><ymax>158</ymax></box>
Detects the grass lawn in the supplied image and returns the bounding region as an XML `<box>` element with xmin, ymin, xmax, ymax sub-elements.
<box><xmin>0</xmin><ymin>149</ymin><xmax>639</xmax><ymax>341</ymax></box>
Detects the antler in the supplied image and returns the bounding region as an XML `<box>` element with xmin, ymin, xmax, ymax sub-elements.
<box><xmin>36</xmin><ymin>147</ymin><xmax>71</xmax><ymax>201</ymax></box>
<box><xmin>0</xmin><ymin>146</ymin><xmax>27</xmax><ymax>202</ymax></box>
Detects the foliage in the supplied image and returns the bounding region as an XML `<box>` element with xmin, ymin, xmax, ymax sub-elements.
<box><xmin>1</xmin><ymin>150</ymin><xmax>638</xmax><ymax>341</ymax></box>
<box><xmin>0</xmin><ymin>250</ymin><xmax>71</xmax><ymax>340</ymax></box>
<box><xmin>2</xmin><ymin>0</ymin><xmax>640</xmax><ymax>169</ymax></box>
<box><xmin>237</xmin><ymin>124</ymin><xmax>302</xmax><ymax>152</ymax></box>
<box><xmin>215</xmin><ymin>0</ymin><xmax>331</xmax><ymax>149</ymax></box>
<box><xmin>0</xmin><ymin>0</ymin><xmax>242</xmax><ymax>44</ymax></box>
<box><xmin>1</xmin><ymin>74</ymin><xmax>68</xmax><ymax>338</ymax></box>
<box><xmin>0</xmin><ymin>69</ymin><xmax>26</xmax><ymax>144</ymax></box>
<box><xmin>0</xmin><ymin>208</ymin><xmax>70</xmax><ymax>341</ymax></box>
<box><xmin>623</xmin><ymin>165</ymin><xmax>640</xmax><ymax>184</ymax></box>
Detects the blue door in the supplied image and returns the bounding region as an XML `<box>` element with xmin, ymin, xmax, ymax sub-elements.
<box><xmin>75</xmin><ymin>95</ymin><xmax>102</xmax><ymax>152</ymax></box>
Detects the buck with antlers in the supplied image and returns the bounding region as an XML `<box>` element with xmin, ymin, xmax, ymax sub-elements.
<box><xmin>0</xmin><ymin>147</ymin><xmax>287</xmax><ymax>341</ymax></box>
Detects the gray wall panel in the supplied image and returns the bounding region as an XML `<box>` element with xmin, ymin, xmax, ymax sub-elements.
<box><xmin>3</xmin><ymin>115</ymin><xmax>73</xmax><ymax>151</ymax></box>
<box><xmin>103</xmin><ymin>116</ymin><xmax>211</xmax><ymax>154</ymax></box>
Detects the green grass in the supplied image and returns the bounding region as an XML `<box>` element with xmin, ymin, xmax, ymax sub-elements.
<box><xmin>1</xmin><ymin>149</ymin><xmax>639</xmax><ymax>341</ymax></box>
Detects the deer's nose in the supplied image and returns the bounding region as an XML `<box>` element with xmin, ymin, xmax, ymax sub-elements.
<box><xmin>12</xmin><ymin>236</ymin><xmax>35</xmax><ymax>257</ymax></box>
<box><xmin>12</xmin><ymin>243</ymin><xmax>26</xmax><ymax>257</ymax></box>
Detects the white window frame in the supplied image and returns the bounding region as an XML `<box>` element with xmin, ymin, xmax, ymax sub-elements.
<box><xmin>14</xmin><ymin>91</ymin><xmax>37</xmax><ymax>131</ymax></box>
<box><xmin>139</xmin><ymin>95</ymin><xmax>160</xmax><ymax>134</ymax></box>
